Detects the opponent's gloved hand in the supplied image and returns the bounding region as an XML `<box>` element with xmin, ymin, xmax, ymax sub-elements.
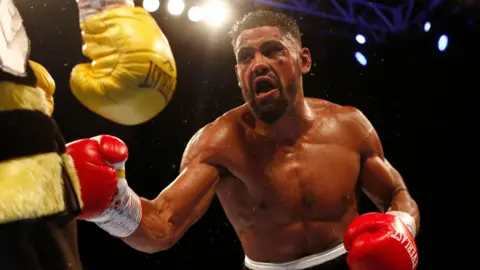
<box><xmin>70</xmin><ymin>3</ymin><xmax>177</xmax><ymax>126</ymax></box>
<box><xmin>66</xmin><ymin>135</ymin><xmax>142</xmax><ymax>237</ymax></box>
<box><xmin>29</xmin><ymin>60</ymin><xmax>55</xmax><ymax>115</ymax></box>
<box><xmin>343</xmin><ymin>212</ymin><xmax>418</xmax><ymax>270</ymax></box>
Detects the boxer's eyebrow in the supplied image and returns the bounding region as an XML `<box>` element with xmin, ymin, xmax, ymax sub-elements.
<box><xmin>236</xmin><ymin>45</ymin><xmax>253</xmax><ymax>55</ymax></box>
<box><xmin>236</xmin><ymin>46</ymin><xmax>255</xmax><ymax>61</ymax></box>
<box><xmin>236</xmin><ymin>40</ymin><xmax>284</xmax><ymax>56</ymax></box>
<box><xmin>259</xmin><ymin>40</ymin><xmax>285</xmax><ymax>52</ymax></box>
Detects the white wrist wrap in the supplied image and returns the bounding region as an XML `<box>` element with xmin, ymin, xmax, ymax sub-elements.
<box><xmin>76</xmin><ymin>0</ymin><xmax>134</xmax><ymax>22</ymax></box>
<box><xmin>387</xmin><ymin>211</ymin><xmax>417</xmax><ymax>237</ymax></box>
<box><xmin>89</xmin><ymin>177</ymin><xmax>142</xmax><ymax>237</ymax></box>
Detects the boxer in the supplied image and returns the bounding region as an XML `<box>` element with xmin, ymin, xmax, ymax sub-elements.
<box><xmin>68</xmin><ymin>10</ymin><xmax>420</xmax><ymax>270</ymax></box>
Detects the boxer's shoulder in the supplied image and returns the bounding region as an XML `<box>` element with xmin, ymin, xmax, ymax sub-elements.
<box><xmin>306</xmin><ymin>98</ymin><xmax>341</xmax><ymax>115</ymax></box>
<box><xmin>307</xmin><ymin>99</ymin><xmax>374</xmax><ymax>141</ymax></box>
<box><xmin>336</xmin><ymin>106</ymin><xmax>373</xmax><ymax>131</ymax></box>
<box><xmin>305</xmin><ymin>98</ymin><xmax>360</xmax><ymax>121</ymax></box>
<box><xmin>334</xmin><ymin>105</ymin><xmax>375</xmax><ymax>144</ymax></box>
<box><xmin>182</xmin><ymin>108</ymin><xmax>242</xmax><ymax>166</ymax></box>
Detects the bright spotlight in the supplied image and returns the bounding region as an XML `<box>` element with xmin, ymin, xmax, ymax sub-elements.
<box><xmin>143</xmin><ymin>0</ymin><xmax>160</xmax><ymax>12</ymax></box>
<box><xmin>437</xmin><ymin>34</ymin><xmax>448</xmax><ymax>52</ymax></box>
<box><xmin>204</xmin><ymin>1</ymin><xmax>229</xmax><ymax>25</ymax></box>
<box><xmin>168</xmin><ymin>0</ymin><xmax>185</xmax><ymax>16</ymax></box>
<box><xmin>355</xmin><ymin>52</ymin><xmax>367</xmax><ymax>66</ymax></box>
<box><xmin>355</xmin><ymin>34</ymin><xmax>366</xmax><ymax>44</ymax></box>
<box><xmin>424</xmin><ymin>22</ymin><xmax>431</xmax><ymax>32</ymax></box>
<box><xmin>188</xmin><ymin>6</ymin><xmax>204</xmax><ymax>22</ymax></box>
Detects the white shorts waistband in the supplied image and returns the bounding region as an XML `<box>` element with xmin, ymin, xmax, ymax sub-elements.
<box><xmin>244</xmin><ymin>243</ymin><xmax>347</xmax><ymax>270</ymax></box>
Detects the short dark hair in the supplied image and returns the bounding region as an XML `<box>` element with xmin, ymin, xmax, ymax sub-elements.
<box><xmin>228</xmin><ymin>10</ymin><xmax>302</xmax><ymax>49</ymax></box>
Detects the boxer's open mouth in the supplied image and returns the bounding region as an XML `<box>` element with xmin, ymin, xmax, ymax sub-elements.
<box><xmin>254</xmin><ymin>77</ymin><xmax>278</xmax><ymax>99</ymax></box>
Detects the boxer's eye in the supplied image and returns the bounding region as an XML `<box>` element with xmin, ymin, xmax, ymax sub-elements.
<box><xmin>237</xmin><ymin>49</ymin><xmax>254</xmax><ymax>63</ymax></box>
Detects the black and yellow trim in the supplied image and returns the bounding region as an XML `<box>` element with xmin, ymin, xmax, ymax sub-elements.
<box><xmin>0</xmin><ymin>110</ymin><xmax>83</xmax><ymax>224</ymax></box>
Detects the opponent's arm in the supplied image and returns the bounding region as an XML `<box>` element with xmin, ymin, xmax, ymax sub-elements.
<box><xmin>122</xmin><ymin>126</ymin><xmax>224</xmax><ymax>252</ymax></box>
<box><xmin>354</xmin><ymin>111</ymin><xmax>420</xmax><ymax>235</ymax></box>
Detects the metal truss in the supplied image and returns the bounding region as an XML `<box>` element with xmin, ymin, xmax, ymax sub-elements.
<box><xmin>253</xmin><ymin>0</ymin><xmax>445</xmax><ymax>42</ymax></box>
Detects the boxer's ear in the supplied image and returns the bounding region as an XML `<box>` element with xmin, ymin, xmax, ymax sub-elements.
<box><xmin>299</xmin><ymin>47</ymin><xmax>312</xmax><ymax>74</ymax></box>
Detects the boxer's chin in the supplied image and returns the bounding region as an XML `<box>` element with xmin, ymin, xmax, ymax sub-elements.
<box><xmin>253</xmin><ymin>98</ymin><xmax>288</xmax><ymax>124</ymax></box>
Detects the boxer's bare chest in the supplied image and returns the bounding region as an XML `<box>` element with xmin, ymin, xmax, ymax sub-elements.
<box><xmin>217</xmin><ymin>116</ymin><xmax>362</xmax><ymax>226</ymax></box>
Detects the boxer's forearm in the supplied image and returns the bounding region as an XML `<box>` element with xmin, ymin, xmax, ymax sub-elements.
<box><xmin>386</xmin><ymin>166</ymin><xmax>420</xmax><ymax>233</ymax></box>
<box><xmin>121</xmin><ymin>198</ymin><xmax>175</xmax><ymax>253</ymax></box>
<box><xmin>121</xmin><ymin>175</ymin><xmax>218</xmax><ymax>253</ymax></box>
<box><xmin>387</xmin><ymin>190</ymin><xmax>420</xmax><ymax>235</ymax></box>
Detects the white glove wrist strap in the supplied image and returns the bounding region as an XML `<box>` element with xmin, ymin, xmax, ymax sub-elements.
<box><xmin>76</xmin><ymin>0</ymin><xmax>134</xmax><ymax>22</ymax></box>
<box><xmin>89</xmin><ymin>177</ymin><xmax>142</xmax><ymax>237</ymax></box>
<box><xmin>387</xmin><ymin>211</ymin><xmax>417</xmax><ymax>237</ymax></box>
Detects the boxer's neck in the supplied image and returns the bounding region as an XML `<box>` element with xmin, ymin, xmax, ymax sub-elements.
<box><xmin>257</xmin><ymin>94</ymin><xmax>314</xmax><ymax>143</ymax></box>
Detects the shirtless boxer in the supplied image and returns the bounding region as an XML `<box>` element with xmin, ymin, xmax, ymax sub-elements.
<box><xmin>68</xmin><ymin>10</ymin><xmax>420</xmax><ymax>270</ymax></box>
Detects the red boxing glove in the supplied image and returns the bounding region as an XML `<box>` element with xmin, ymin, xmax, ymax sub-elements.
<box><xmin>67</xmin><ymin>135</ymin><xmax>142</xmax><ymax>237</ymax></box>
<box><xmin>343</xmin><ymin>212</ymin><xmax>418</xmax><ymax>270</ymax></box>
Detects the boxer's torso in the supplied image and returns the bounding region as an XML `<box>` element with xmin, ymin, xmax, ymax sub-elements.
<box><xmin>215</xmin><ymin>99</ymin><xmax>365</xmax><ymax>263</ymax></box>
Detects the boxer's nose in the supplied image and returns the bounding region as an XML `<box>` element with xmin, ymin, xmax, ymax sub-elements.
<box><xmin>251</xmin><ymin>53</ymin><xmax>269</xmax><ymax>78</ymax></box>
<box><xmin>253</xmin><ymin>65</ymin><xmax>268</xmax><ymax>77</ymax></box>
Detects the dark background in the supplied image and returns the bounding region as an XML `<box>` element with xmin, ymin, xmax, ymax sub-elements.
<box><xmin>15</xmin><ymin>0</ymin><xmax>477</xmax><ymax>269</ymax></box>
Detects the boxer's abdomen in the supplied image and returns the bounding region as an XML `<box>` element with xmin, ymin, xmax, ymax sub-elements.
<box><xmin>237</xmin><ymin>212</ymin><xmax>356</xmax><ymax>263</ymax></box>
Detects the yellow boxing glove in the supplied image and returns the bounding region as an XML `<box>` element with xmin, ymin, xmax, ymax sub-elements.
<box><xmin>29</xmin><ymin>60</ymin><xmax>55</xmax><ymax>115</ymax></box>
<box><xmin>70</xmin><ymin>7</ymin><xmax>177</xmax><ymax>126</ymax></box>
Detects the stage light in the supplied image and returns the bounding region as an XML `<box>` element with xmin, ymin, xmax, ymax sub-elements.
<box><xmin>168</xmin><ymin>0</ymin><xmax>185</xmax><ymax>16</ymax></box>
<box><xmin>188</xmin><ymin>6</ymin><xmax>204</xmax><ymax>22</ymax></box>
<box><xmin>204</xmin><ymin>1</ymin><xmax>229</xmax><ymax>26</ymax></box>
<box><xmin>424</xmin><ymin>22</ymin><xmax>431</xmax><ymax>32</ymax></box>
<box><xmin>355</xmin><ymin>52</ymin><xmax>367</xmax><ymax>66</ymax></box>
<box><xmin>355</xmin><ymin>34</ymin><xmax>366</xmax><ymax>44</ymax></box>
<box><xmin>143</xmin><ymin>0</ymin><xmax>160</xmax><ymax>12</ymax></box>
<box><xmin>438</xmin><ymin>34</ymin><xmax>448</xmax><ymax>52</ymax></box>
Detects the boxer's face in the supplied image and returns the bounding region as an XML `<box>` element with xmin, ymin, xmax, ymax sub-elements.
<box><xmin>234</xmin><ymin>26</ymin><xmax>311</xmax><ymax>124</ymax></box>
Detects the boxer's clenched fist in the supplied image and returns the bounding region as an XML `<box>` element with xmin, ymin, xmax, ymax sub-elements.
<box><xmin>67</xmin><ymin>135</ymin><xmax>142</xmax><ymax>237</ymax></box>
<box><xmin>343</xmin><ymin>212</ymin><xmax>418</xmax><ymax>270</ymax></box>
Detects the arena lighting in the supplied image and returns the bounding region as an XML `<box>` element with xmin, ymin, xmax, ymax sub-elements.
<box><xmin>204</xmin><ymin>1</ymin><xmax>229</xmax><ymax>26</ymax></box>
<box><xmin>424</xmin><ymin>21</ymin><xmax>431</xmax><ymax>32</ymax></box>
<box><xmin>143</xmin><ymin>0</ymin><xmax>160</xmax><ymax>12</ymax></box>
<box><xmin>355</xmin><ymin>52</ymin><xmax>367</xmax><ymax>66</ymax></box>
<box><xmin>355</xmin><ymin>34</ymin><xmax>366</xmax><ymax>44</ymax></box>
<box><xmin>188</xmin><ymin>6</ymin><xmax>204</xmax><ymax>22</ymax></box>
<box><xmin>167</xmin><ymin>0</ymin><xmax>185</xmax><ymax>16</ymax></box>
<box><xmin>437</xmin><ymin>34</ymin><xmax>449</xmax><ymax>52</ymax></box>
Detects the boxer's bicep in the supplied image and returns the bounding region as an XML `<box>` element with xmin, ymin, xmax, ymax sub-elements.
<box><xmin>350</xmin><ymin>110</ymin><xmax>407</xmax><ymax>211</ymax></box>
<box><xmin>173</xmin><ymin>180</ymin><xmax>217</xmax><ymax>236</ymax></box>
<box><xmin>158</xmin><ymin>162</ymin><xmax>219</xmax><ymax>238</ymax></box>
